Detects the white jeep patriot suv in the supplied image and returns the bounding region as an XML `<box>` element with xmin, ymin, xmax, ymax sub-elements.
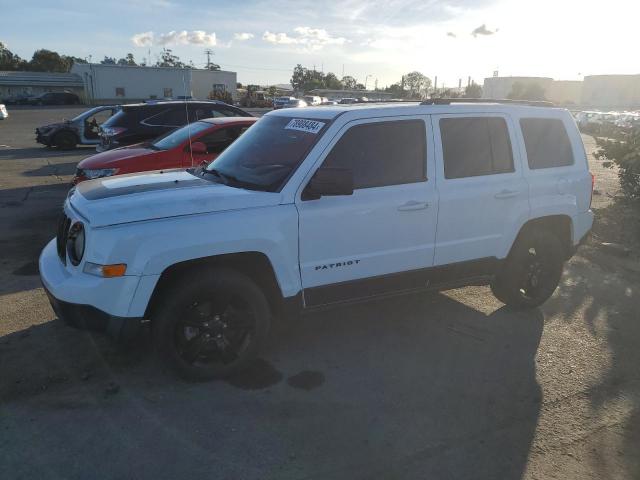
<box><xmin>40</xmin><ymin>101</ymin><xmax>594</xmax><ymax>380</ymax></box>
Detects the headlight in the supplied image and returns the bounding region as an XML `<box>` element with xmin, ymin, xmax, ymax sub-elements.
<box><xmin>67</xmin><ymin>222</ymin><xmax>85</xmax><ymax>266</ymax></box>
<box><xmin>83</xmin><ymin>168</ymin><xmax>118</xmax><ymax>179</ymax></box>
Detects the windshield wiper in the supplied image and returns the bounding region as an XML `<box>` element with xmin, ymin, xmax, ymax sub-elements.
<box><xmin>203</xmin><ymin>168</ymin><xmax>268</xmax><ymax>191</ymax></box>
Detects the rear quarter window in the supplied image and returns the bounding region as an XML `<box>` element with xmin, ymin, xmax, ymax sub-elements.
<box><xmin>520</xmin><ymin>118</ymin><xmax>574</xmax><ymax>169</ymax></box>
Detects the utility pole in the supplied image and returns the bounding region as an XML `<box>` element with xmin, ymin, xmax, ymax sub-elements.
<box><xmin>204</xmin><ymin>49</ymin><xmax>213</xmax><ymax>69</ymax></box>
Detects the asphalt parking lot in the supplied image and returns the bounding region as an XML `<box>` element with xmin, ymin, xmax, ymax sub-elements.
<box><xmin>0</xmin><ymin>107</ymin><xmax>639</xmax><ymax>480</ymax></box>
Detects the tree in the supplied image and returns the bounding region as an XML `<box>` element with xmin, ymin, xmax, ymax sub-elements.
<box><xmin>207</xmin><ymin>63</ymin><xmax>221</xmax><ymax>71</ymax></box>
<box><xmin>384</xmin><ymin>82</ymin><xmax>405</xmax><ymax>97</ymax></box>
<box><xmin>291</xmin><ymin>64</ymin><xmax>306</xmax><ymax>91</ymax></box>
<box><xmin>156</xmin><ymin>48</ymin><xmax>185</xmax><ymax>68</ymax></box>
<box><xmin>342</xmin><ymin>76</ymin><xmax>357</xmax><ymax>89</ymax></box>
<box><xmin>594</xmin><ymin>127</ymin><xmax>640</xmax><ymax>199</ymax></box>
<box><xmin>404</xmin><ymin>71</ymin><xmax>431</xmax><ymax>99</ymax></box>
<box><xmin>28</xmin><ymin>49</ymin><xmax>71</xmax><ymax>72</ymax></box>
<box><xmin>0</xmin><ymin>42</ymin><xmax>27</xmax><ymax>70</ymax></box>
<box><xmin>324</xmin><ymin>72</ymin><xmax>342</xmax><ymax>90</ymax></box>
<box><xmin>464</xmin><ymin>82</ymin><xmax>482</xmax><ymax>98</ymax></box>
<box><xmin>115</xmin><ymin>53</ymin><xmax>137</xmax><ymax>66</ymax></box>
<box><xmin>101</xmin><ymin>56</ymin><xmax>117</xmax><ymax>65</ymax></box>
<box><xmin>508</xmin><ymin>81</ymin><xmax>546</xmax><ymax>101</ymax></box>
<box><xmin>355</xmin><ymin>83</ymin><xmax>365</xmax><ymax>90</ymax></box>
<box><xmin>266</xmin><ymin>85</ymin><xmax>278</xmax><ymax>97</ymax></box>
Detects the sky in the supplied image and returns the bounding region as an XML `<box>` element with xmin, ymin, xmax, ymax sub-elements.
<box><xmin>0</xmin><ymin>0</ymin><xmax>636</xmax><ymax>88</ymax></box>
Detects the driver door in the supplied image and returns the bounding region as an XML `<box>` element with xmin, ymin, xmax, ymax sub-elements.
<box><xmin>296</xmin><ymin>116</ymin><xmax>438</xmax><ymax>307</ymax></box>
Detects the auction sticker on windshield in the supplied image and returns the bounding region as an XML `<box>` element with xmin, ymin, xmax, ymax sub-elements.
<box><xmin>284</xmin><ymin>119</ymin><xmax>326</xmax><ymax>134</ymax></box>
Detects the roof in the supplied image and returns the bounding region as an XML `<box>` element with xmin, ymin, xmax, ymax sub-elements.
<box><xmin>199</xmin><ymin>117</ymin><xmax>258</xmax><ymax>125</ymax></box>
<box><xmin>267</xmin><ymin>101</ymin><xmax>566</xmax><ymax>121</ymax></box>
<box><xmin>0</xmin><ymin>71</ymin><xmax>83</xmax><ymax>87</ymax></box>
<box><xmin>121</xmin><ymin>100</ymin><xmax>228</xmax><ymax>108</ymax></box>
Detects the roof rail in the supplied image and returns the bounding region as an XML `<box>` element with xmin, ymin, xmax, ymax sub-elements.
<box><xmin>420</xmin><ymin>98</ymin><xmax>555</xmax><ymax>107</ymax></box>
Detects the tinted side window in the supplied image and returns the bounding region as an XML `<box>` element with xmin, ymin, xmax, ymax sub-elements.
<box><xmin>323</xmin><ymin>120</ymin><xmax>426</xmax><ymax>189</ymax></box>
<box><xmin>440</xmin><ymin>117</ymin><xmax>514</xmax><ymax>179</ymax></box>
<box><xmin>143</xmin><ymin>108</ymin><xmax>189</xmax><ymax>127</ymax></box>
<box><xmin>520</xmin><ymin>118</ymin><xmax>574</xmax><ymax>169</ymax></box>
<box><xmin>198</xmin><ymin>126</ymin><xmax>242</xmax><ymax>154</ymax></box>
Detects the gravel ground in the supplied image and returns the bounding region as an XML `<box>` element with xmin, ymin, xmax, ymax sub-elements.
<box><xmin>0</xmin><ymin>107</ymin><xmax>638</xmax><ymax>480</ymax></box>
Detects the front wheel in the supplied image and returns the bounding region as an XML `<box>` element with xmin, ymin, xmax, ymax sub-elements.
<box><xmin>152</xmin><ymin>267</ymin><xmax>271</xmax><ymax>381</ymax></box>
<box><xmin>491</xmin><ymin>231</ymin><xmax>564</xmax><ymax>309</ymax></box>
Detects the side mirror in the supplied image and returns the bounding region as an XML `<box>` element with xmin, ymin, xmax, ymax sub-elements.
<box><xmin>303</xmin><ymin>167</ymin><xmax>354</xmax><ymax>200</ymax></box>
<box><xmin>190</xmin><ymin>141</ymin><xmax>207</xmax><ymax>155</ymax></box>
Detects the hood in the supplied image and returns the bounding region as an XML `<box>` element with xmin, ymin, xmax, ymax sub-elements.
<box><xmin>77</xmin><ymin>146</ymin><xmax>159</xmax><ymax>169</ymax></box>
<box><xmin>39</xmin><ymin>120</ymin><xmax>71</xmax><ymax>130</ymax></box>
<box><xmin>69</xmin><ymin>169</ymin><xmax>283</xmax><ymax>227</ymax></box>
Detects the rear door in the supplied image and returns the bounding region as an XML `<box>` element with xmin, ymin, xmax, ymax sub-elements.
<box><xmin>296</xmin><ymin>116</ymin><xmax>438</xmax><ymax>306</ymax></box>
<box><xmin>431</xmin><ymin>113</ymin><xmax>529</xmax><ymax>265</ymax></box>
<box><xmin>516</xmin><ymin>114</ymin><xmax>592</xmax><ymax>219</ymax></box>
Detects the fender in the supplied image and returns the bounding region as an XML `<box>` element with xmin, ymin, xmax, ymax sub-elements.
<box><xmin>87</xmin><ymin>205</ymin><xmax>303</xmax><ymax>316</ymax></box>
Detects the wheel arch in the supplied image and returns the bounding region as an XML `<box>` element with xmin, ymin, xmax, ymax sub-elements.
<box><xmin>509</xmin><ymin>214</ymin><xmax>573</xmax><ymax>260</ymax></box>
<box><xmin>53</xmin><ymin>128</ymin><xmax>79</xmax><ymax>145</ymax></box>
<box><xmin>144</xmin><ymin>251</ymin><xmax>286</xmax><ymax>320</ymax></box>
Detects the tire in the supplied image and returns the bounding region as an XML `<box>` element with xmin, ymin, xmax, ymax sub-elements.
<box><xmin>53</xmin><ymin>131</ymin><xmax>77</xmax><ymax>149</ymax></box>
<box><xmin>152</xmin><ymin>267</ymin><xmax>271</xmax><ymax>381</ymax></box>
<box><xmin>490</xmin><ymin>230</ymin><xmax>564</xmax><ymax>309</ymax></box>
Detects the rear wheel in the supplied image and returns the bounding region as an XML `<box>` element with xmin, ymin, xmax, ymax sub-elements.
<box><xmin>491</xmin><ymin>231</ymin><xmax>564</xmax><ymax>309</ymax></box>
<box><xmin>152</xmin><ymin>267</ymin><xmax>271</xmax><ymax>381</ymax></box>
<box><xmin>53</xmin><ymin>131</ymin><xmax>77</xmax><ymax>149</ymax></box>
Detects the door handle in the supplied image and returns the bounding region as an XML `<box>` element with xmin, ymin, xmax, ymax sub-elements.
<box><xmin>397</xmin><ymin>200</ymin><xmax>429</xmax><ymax>211</ymax></box>
<box><xmin>494</xmin><ymin>189</ymin><xmax>520</xmax><ymax>199</ymax></box>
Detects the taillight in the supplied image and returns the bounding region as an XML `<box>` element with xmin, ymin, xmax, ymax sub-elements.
<box><xmin>590</xmin><ymin>172</ymin><xmax>595</xmax><ymax>208</ymax></box>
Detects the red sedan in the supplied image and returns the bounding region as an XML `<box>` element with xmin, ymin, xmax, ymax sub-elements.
<box><xmin>73</xmin><ymin>117</ymin><xmax>258</xmax><ymax>184</ymax></box>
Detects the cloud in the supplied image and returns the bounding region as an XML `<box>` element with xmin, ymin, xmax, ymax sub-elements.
<box><xmin>234</xmin><ymin>32</ymin><xmax>254</xmax><ymax>41</ymax></box>
<box><xmin>263</xmin><ymin>26</ymin><xmax>346</xmax><ymax>51</ymax></box>
<box><xmin>447</xmin><ymin>32</ymin><xmax>457</xmax><ymax>38</ymax></box>
<box><xmin>131</xmin><ymin>31</ymin><xmax>154</xmax><ymax>47</ymax></box>
<box><xmin>131</xmin><ymin>30</ymin><xmax>217</xmax><ymax>47</ymax></box>
<box><xmin>471</xmin><ymin>24</ymin><xmax>498</xmax><ymax>37</ymax></box>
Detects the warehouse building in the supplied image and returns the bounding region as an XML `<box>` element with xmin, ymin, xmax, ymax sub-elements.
<box><xmin>581</xmin><ymin>75</ymin><xmax>640</xmax><ymax>108</ymax></box>
<box><xmin>0</xmin><ymin>71</ymin><xmax>83</xmax><ymax>99</ymax></box>
<box><xmin>482</xmin><ymin>76</ymin><xmax>554</xmax><ymax>100</ymax></box>
<box><xmin>71</xmin><ymin>63</ymin><xmax>237</xmax><ymax>104</ymax></box>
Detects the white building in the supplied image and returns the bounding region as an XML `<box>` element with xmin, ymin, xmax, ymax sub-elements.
<box><xmin>71</xmin><ymin>64</ymin><xmax>237</xmax><ymax>104</ymax></box>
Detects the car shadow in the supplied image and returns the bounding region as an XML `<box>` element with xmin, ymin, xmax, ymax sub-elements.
<box><xmin>23</xmin><ymin>161</ymin><xmax>78</xmax><ymax>177</ymax></box>
<box><xmin>0</xmin><ymin>291</ymin><xmax>544</xmax><ymax>480</ymax></box>
<box><xmin>544</xmin><ymin>239</ymin><xmax>640</xmax><ymax>479</ymax></box>
<box><xmin>0</xmin><ymin>183</ymin><xmax>69</xmax><ymax>296</ymax></box>
<box><xmin>0</xmin><ymin>146</ymin><xmax>94</xmax><ymax>161</ymax></box>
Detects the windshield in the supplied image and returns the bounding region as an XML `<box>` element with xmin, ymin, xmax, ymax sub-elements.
<box><xmin>70</xmin><ymin>107</ymin><xmax>112</xmax><ymax>123</ymax></box>
<box><xmin>204</xmin><ymin>116</ymin><xmax>329</xmax><ymax>192</ymax></box>
<box><xmin>152</xmin><ymin>121</ymin><xmax>212</xmax><ymax>150</ymax></box>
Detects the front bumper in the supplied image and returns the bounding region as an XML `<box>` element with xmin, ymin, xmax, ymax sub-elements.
<box><xmin>39</xmin><ymin>239</ymin><xmax>144</xmax><ymax>341</ymax></box>
<box><xmin>43</xmin><ymin>285</ymin><xmax>142</xmax><ymax>340</ymax></box>
<box><xmin>35</xmin><ymin>129</ymin><xmax>53</xmax><ymax>145</ymax></box>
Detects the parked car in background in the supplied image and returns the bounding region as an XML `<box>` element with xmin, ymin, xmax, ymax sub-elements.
<box><xmin>339</xmin><ymin>97</ymin><xmax>358</xmax><ymax>104</ymax></box>
<box><xmin>2</xmin><ymin>93</ymin><xmax>35</xmax><ymax>105</ymax></box>
<box><xmin>0</xmin><ymin>104</ymin><xmax>8</xmax><ymax>120</ymax></box>
<box><xmin>35</xmin><ymin>105</ymin><xmax>119</xmax><ymax>149</ymax></box>
<box><xmin>273</xmin><ymin>98</ymin><xmax>308</xmax><ymax>110</ymax></box>
<box><xmin>303</xmin><ymin>95</ymin><xmax>321</xmax><ymax>106</ymax></box>
<box><xmin>74</xmin><ymin>117</ymin><xmax>257</xmax><ymax>183</ymax></box>
<box><xmin>97</xmin><ymin>100</ymin><xmax>252</xmax><ymax>152</ymax></box>
<box><xmin>27</xmin><ymin>91</ymin><xmax>81</xmax><ymax>106</ymax></box>
<box><xmin>273</xmin><ymin>97</ymin><xmax>296</xmax><ymax>109</ymax></box>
